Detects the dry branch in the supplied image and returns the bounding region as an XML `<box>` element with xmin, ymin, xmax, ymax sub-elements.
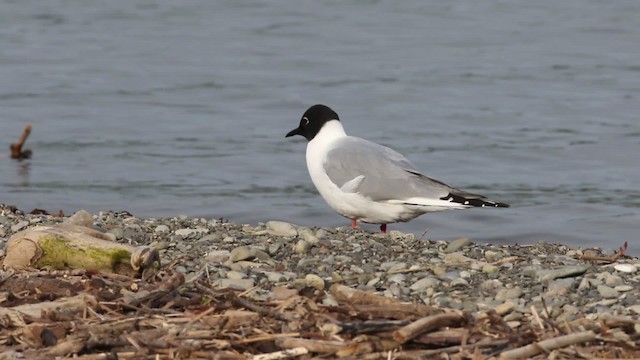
<box><xmin>499</xmin><ymin>331</ymin><xmax>596</xmax><ymax>359</ymax></box>
<box><xmin>10</xmin><ymin>124</ymin><xmax>32</xmax><ymax>159</ymax></box>
<box><xmin>393</xmin><ymin>313</ymin><xmax>466</xmax><ymax>344</ymax></box>
<box><xmin>0</xmin><ymin>294</ymin><xmax>96</xmax><ymax>325</ymax></box>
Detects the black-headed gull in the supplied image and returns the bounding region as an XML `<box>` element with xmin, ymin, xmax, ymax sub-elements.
<box><xmin>286</xmin><ymin>104</ymin><xmax>509</xmax><ymax>234</ymax></box>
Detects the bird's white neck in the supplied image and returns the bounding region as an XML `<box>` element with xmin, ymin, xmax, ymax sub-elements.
<box><xmin>309</xmin><ymin>120</ymin><xmax>346</xmax><ymax>147</ymax></box>
<box><xmin>306</xmin><ymin>120</ymin><xmax>346</xmax><ymax>172</ymax></box>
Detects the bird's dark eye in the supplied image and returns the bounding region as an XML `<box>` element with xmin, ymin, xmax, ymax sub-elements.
<box><xmin>302</xmin><ymin>117</ymin><xmax>309</xmax><ymax>126</ymax></box>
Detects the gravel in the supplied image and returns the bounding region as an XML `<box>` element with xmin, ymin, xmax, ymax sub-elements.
<box><xmin>1</xmin><ymin>206</ymin><xmax>639</xmax><ymax>322</ymax></box>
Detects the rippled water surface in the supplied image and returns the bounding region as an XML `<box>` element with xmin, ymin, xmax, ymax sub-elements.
<box><xmin>1</xmin><ymin>0</ymin><xmax>638</xmax><ymax>253</ymax></box>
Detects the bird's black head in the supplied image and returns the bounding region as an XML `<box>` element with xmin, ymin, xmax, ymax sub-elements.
<box><xmin>286</xmin><ymin>104</ymin><xmax>340</xmax><ymax>141</ymax></box>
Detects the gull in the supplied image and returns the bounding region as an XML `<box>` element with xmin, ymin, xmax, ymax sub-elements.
<box><xmin>286</xmin><ymin>104</ymin><xmax>509</xmax><ymax>233</ymax></box>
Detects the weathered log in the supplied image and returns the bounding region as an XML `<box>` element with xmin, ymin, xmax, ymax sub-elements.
<box><xmin>3</xmin><ymin>212</ymin><xmax>159</xmax><ymax>278</ymax></box>
<box><xmin>0</xmin><ymin>294</ymin><xmax>96</xmax><ymax>325</ymax></box>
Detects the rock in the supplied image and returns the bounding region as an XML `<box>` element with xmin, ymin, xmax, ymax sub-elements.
<box><xmin>615</xmin><ymin>285</ymin><xmax>633</xmax><ymax>292</ymax></box>
<box><xmin>603</xmin><ymin>274</ymin><xmax>624</xmax><ymax>287</ymax></box>
<box><xmin>294</xmin><ymin>240</ymin><xmax>311</xmax><ymax>254</ymax></box>
<box><xmin>64</xmin><ymin>210</ymin><xmax>94</xmax><ymax>227</ymax></box>
<box><xmin>614</xmin><ymin>264</ymin><xmax>638</xmax><ymax>273</ymax></box>
<box><xmin>450</xmin><ymin>278</ymin><xmax>469</xmax><ymax>287</ymax></box>
<box><xmin>206</xmin><ymin>250</ymin><xmax>231</xmax><ymax>263</ymax></box>
<box><xmin>482</xmin><ymin>264</ymin><xmax>498</xmax><ymax>273</ymax></box>
<box><xmin>628</xmin><ymin>305</ymin><xmax>640</xmax><ymax>315</ymax></box>
<box><xmin>214</xmin><ymin>278</ymin><xmax>254</xmax><ymax>291</ymax></box>
<box><xmin>443</xmin><ymin>252</ymin><xmax>473</xmax><ymax>264</ymax></box>
<box><xmin>548</xmin><ymin>278</ymin><xmax>576</xmax><ymax>294</ymax></box>
<box><xmin>304</xmin><ymin>274</ymin><xmax>325</xmax><ymax>290</ymax></box>
<box><xmin>410</xmin><ymin>277</ymin><xmax>439</xmax><ymax>292</ymax></box>
<box><xmin>444</xmin><ymin>237</ymin><xmax>472</xmax><ymax>253</ymax></box>
<box><xmin>480</xmin><ymin>279</ymin><xmax>503</xmax><ymax>292</ymax></box>
<box><xmin>495</xmin><ymin>287</ymin><xmax>523</xmax><ymax>301</ymax></box>
<box><xmin>175</xmin><ymin>228</ymin><xmax>209</xmax><ymax>237</ymax></box>
<box><xmin>387</xmin><ymin>274</ymin><xmax>406</xmax><ymax>284</ymax></box>
<box><xmin>10</xmin><ymin>221</ymin><xmax>29</xmax><ymax>233</ymax></box>
<box><xmin>300</xmin><ymin>230</ymin><xmax>320</xmax><ymax>244</ymax></box>
<box><xmin>226</xmin><ymin>271</ymin><xmax>247</xmax><ymax>280</ymax></box>
<box><xmin>380</xmin><ymin>261</ymin><xmax>406</xmax><ymax>272</ymax></box>
<box><xmin>597</xmin><ymin>285</ymin><xmax>619</xmax><ymax>299</ymax></box>
<box><xmin>536</xmin><ymin>265</ymin><xmax>590</xmax><ymax>282</ymax></box>
<box><xmin>230</xmin><ymin>246</ymin><xmax>256</xmax><ymax>262</ymax></box>
<box><xmin>154</xmin><ymin>225</ymin><xmax>170</xmax><ymax>233</ymax></box>
<box><xmin>266</xmin><ymin>221</ymin><xmax>297</xmax><ymax>237</ymax></box>
<box><xmin>484</xmin><ymin>250</ymin><xmax>501</xmax><ymax>262</ymax></box>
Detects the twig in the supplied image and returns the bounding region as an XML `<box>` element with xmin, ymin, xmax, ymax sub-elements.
<box><xmin>498</xmin><ymin>330</ymin><xmax>596</xmax><ymax>359</ymax></box>
<box><xmin>579</xmin><ymin>241</ymin><xmax>628</xmax><ymax>263</ymax></box>
<box><xmin>230</xmin><ymin>294</ymin><xmax>294</xmax><ymax>322</ymax></box>
<box><xmin>10</xmin><ymin>124</ymin><xmax>32</xmax><ymax>159</ymax></box>
<box><xmin>275</xmin><ymin>337</ymin><xmax>348</xmax><ymax>353</ymax></box>
<box><xmin>252</xmin><ymin>347</ymin><xmax>308</xmax><ymax>360</ymax></box>
<box><xmin>393</xmin><ymin>313</ymin><xmax>466</xmax><ymax>344</ymax></box>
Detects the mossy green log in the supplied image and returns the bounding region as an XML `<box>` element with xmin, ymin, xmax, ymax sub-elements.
<box><xmin>35</xmin><ymin>234</ymin><xmax>132</xmax><ymax>273</ymax></box>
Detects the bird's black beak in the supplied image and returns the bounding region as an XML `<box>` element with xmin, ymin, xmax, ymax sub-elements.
<box><xmin>286</xmin><ymin>127</ymin><xmax>301</xmax><ymax>138</ymax></box>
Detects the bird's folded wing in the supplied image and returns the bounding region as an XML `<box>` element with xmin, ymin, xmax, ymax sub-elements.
<box><xmin>323</xmin><ymin>137</ymin><xmax>454</xmax><ymax>202</ymax></box>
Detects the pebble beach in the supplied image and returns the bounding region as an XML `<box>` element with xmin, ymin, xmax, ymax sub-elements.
<box><xmin>1</xmin><ymin>206</ymin><xmax>639</xmax><ymax>358</ymax></box>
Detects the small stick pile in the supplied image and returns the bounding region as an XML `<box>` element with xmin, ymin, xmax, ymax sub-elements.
<box><xmin>0</xmin><ymin>266</ymin><xmax>638</xmax><ymax>359</ymax></box>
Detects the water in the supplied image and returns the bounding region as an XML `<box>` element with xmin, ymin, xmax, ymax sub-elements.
<box><xmin>1</xmin><ymin>0</ymin><xmax>638</xmax><ymax>253</ymax></box>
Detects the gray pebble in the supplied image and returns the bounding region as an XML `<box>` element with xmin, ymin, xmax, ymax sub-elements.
<box><xmin>10</xmin><ymin>221</ymin><xmax>29</xmax><ymax>233</ymax></box>
<box><xmin>484</xmin><ymin>250</ymin><xmax>501</xmax><ymax>262</ymax></box>
<box><xmin>536</xmin><ymin>265</ymin><xmax>590</xmax><ymax>282</ymax></box>
<box><xmin>614</xmin><ymin>264</ymin><xmax>638</xmax><ymax>273</ymax></box>
<box><xmin>444</xmin><ymin>237</ymin><xmax>472</xmax><ymax>253</ymax></box>
<box><xmin>410</xmin><ymin>277</ymin><xmax>439</xmax><ymax>292</ymax></box>
<box><xmin>214</xmin><ymin>278</ymin><xmax>254</xmax><ymax>291</ymax></box>
<box><xmin>615</xmin><ymin>285</ymin><xmax>633</xmax><ymax>292</ymax></box>
<box><xmin>108</xmin><ymin>227</ymin><xmax>124</xmax><ymax>240</ymax></box>
<box><xmin>294</xmin><ymin>240</ymin><xmax>311</xmax><ymax>254</ymax></box>
<box><xmin>206</xmin><ymin>250</ymin><xmax>231</xmax><ymax>263</ymax></box>
<box><xmin>450</xmin><ymin>278</ymin><xmax>469</xmax><ymax>287</ymax></box>
<box><xmin>387</xmin><ymin>274</ymin><xmax>406</xmax><ymax>284</ymax></box>
<box><xmin>64</xmin><ymin>210</ymin><xmax>94</xmax><ymax>227</ymax></box>
<box><xmin>175</xmin><ymin>228</ymin><xmax>209</xmax><ymax>237</ymax></box>
<box><xmin>266</xmin><ymin>221</ymin><xmax>298</xmax><ymax>237</ymax></box>
<box><xmin>495</xmin><ymin>287</ymin><xmax>523</xmax><ymax>301</ymax></box>
<box><xmin>443</xmin><ymin>252</ymin><xmax>473</xmax><ymax>264</ymax></box>
<box><xmin>155</xmin><ymin>225</ymin><xmax>170</xmax><ymax>233</ymax></box>
<box><xmin>226</xmin><ymin>271</ymin><xmax>247</xmax><ymax>280</ymax></box>
<box><xmin>304</xmin><ymin>274</ymin><xmax>325</xmax><ymax>290</ymax></box>
<box><xmin>230</xmin><ymin>246</ymin><xmax>256</xmax><ymax>262</ymax></box>
<box><xmin>597</xmin><ymin>285</ymin><xmax>619</xmax><ymax>299</ymax></box>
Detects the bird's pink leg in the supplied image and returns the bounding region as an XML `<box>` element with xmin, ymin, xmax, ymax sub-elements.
<box><xmin>380</xmin><ymin>224</ymin><xmax>387</xmax><ymax>234</ymax></box>
<box><xmin>351</xmin><ymin>219</ymin><xmax>357</xmax><ymax>228</ymax></box>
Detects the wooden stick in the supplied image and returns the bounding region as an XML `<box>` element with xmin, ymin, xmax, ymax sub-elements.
<box><xmin>252</xmin><ymin>347</ymin><xmax>308</xmax><ymax>360</ymax></box>
<box><xmin>393</xmin><ymin>313</ymin><xmax>465</xmax><ymax>344</ymax></box>
<box><xmin>498</xmin><ymin>331</ymin><xmax>596</xmax><ymax>359</ymax></box>
<box><xmin>275</xmin><ymin>337</ymin><xmax>348</xmax><ymax>353</ymax></box>
<box><xmin>10</xmin><ymin>124</ymin><xmax>32</xmax><ymax>159</ymax></box>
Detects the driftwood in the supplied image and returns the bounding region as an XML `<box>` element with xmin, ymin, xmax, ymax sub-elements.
<box><xmin>0</xmin><ymin>270</ymin><xmax>637</xmax><ymax>359</ymax></box>
<box><xmin>10</xmin><ymin>124</ymin><xmax>32</xmax><ymax>159</ymax></box>
<box><xmin>2</xmin><ymin>211</ymin><xmax>159</xmax><ymax>278</ymax></box>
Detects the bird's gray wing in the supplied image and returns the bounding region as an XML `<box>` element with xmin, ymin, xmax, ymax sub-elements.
<box><xmin>323</xmin><ymin>137</ymin><xmax>454</xmax><ymax>202</ymax></box>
